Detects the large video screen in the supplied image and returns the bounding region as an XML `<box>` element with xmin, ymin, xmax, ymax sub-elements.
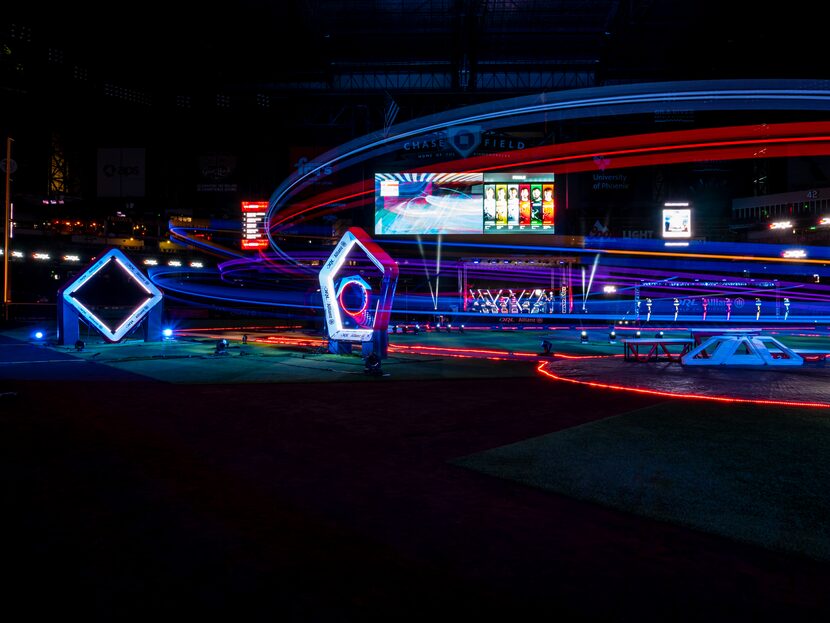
<box><xmin>482</xmin><ymin>172</ymin><xmax>555</xmax><ymax>234</ymax></box>
<box><xmin>374</xmin><ymin>171</ymin><xmax>555</xmax><ymax>235</ymax></box>
<box><xmin>374</xmin><ymin>173</ymin><xmax>483</xmax><ymax>235</ymax></box>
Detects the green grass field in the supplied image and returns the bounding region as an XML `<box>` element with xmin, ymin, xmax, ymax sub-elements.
<box><xmin>6</xmin><ymin>324</ymin><xmax>830</xmax><ymax>384</ymax></box>
<box><xmin>454</xmin><ymin>400</ymin><xmax>830</xmax><ymax>562</ymax></box>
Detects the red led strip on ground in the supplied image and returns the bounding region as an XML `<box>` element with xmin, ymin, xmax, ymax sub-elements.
<box><xmin>535</xmin><ymin>361</ymin><xmax>830</xmax><ymax>409</ymax></box>
<box><xmin>388</xmin><ymin>344</ymin><xmax>540</xmax><ymax>358</ymax></box>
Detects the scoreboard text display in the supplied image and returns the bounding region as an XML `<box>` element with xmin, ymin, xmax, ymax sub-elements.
<box><xmin>242</xmin><ymin>201</ymin><xmax>269</xmax><ymax>250</ymax></box>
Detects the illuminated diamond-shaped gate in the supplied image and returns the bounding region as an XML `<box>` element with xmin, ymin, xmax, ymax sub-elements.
<box><xmin>58</xmin><ymin>248</ymin><xmax>163</xmax><ymax>344</ymax></box>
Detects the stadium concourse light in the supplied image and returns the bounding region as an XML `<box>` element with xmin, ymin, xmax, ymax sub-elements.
<box><xmin>609</xmin><ymin>330</ymin><xmax>617</xmax><ymax>343</ymax></box>
<box><xmin>635</xmin><ymin>330</ymin><xmax>642</xmax><ymax>338</ymax></box>
<box><xmin>656</xmin><ymin>330</ymin><xmax>665</xmax><ymax>338</ymax></box>
<box><xmin>580</xmin><ymin>330</ymin><xmax>589</xmax><ymax>344</ymax></box>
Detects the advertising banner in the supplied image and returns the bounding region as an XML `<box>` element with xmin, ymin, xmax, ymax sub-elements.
<box><xmin>97</xmin><ymin>148</ymin><xmax>145</xmax><ymax>197</ymax></box>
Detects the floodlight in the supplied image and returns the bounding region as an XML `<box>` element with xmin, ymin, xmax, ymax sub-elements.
<box><xmin>162</xmin><ymin>328</ymin><xmax>173</xmax><ymax>338</ymax></box>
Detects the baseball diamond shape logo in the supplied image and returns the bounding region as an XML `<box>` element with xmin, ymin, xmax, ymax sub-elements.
<box><xmin>447</xmin><ymin>125</ymin><xmax>481</xmax><ymax>159</ymax></box>
<box><xmin>319</xmin><ymin>227</ymin><xmax>398</xmax><ymax>342</ymax></box>
<box><xmin>61</xmin><ymin>248</ymin><xmax>163</xmax><ymax>342</ymax></box>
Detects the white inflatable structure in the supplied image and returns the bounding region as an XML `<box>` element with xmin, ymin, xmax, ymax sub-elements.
<box><xmin>681</xmin><ymin>334</ymin><xmax>804</xmax><ymax>367</ymax></box>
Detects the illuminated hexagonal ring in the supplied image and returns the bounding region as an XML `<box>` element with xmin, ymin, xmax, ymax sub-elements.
<box><xmin>318</xmin><ymin>227</ymin><xmax>398</xmax><ymax>342</ymax></box>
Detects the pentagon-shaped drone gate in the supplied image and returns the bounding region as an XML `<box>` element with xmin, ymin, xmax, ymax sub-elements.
<box><xmin>318</xmin><ymin>227</ymin><xmax>398</xmax><ymax>360</ymax></box>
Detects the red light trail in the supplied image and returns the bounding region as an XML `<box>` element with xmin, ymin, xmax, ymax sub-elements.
<box><xmin>272</xmin><ymin>121</ymin><xmax>830</xmax><ymax>244</ymax></box>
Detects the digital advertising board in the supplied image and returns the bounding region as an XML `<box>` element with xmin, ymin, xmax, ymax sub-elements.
<box><xmin>662</xmin><ymin>203</ymin><xmax>692</xmax><ymax>239</ymax></box>
<box><xmin>374</xmin><ymin>171</ymin><xmax>554</xmax><ymax>235</ymax></box>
